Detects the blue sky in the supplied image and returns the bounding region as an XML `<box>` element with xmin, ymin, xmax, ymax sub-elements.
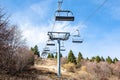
<box><xmin>0</xmin><ymin>0</ymin><xmax>120</xmax><ymax>59</ymax></box>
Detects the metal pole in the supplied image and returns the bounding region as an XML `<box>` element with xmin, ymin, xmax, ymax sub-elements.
<box><xmin>57</xmin><ymin>39</ymin><xmax>61</xmax><ymax>77</ymax></box>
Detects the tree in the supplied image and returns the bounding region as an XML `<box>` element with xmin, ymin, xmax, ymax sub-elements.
<box><xmin>51</xmin><ymin>53</ymin><xmax>54</xmax><ymax>58</ymax></box>
<box><xmin>68</xmin><ymin>50</ymin><xmax>77</xmax><ymax>64</ymax></box>
<box><xmin>101</xmin><ymin>56</ymin><xmax>105</xmax><ymax>61</ymax></box>
<box><xmin>47</xmin><ymin>53</ymin><xmax>54</xmax><ymax>58</ymax></box>
<box><xmin>55</xmin><ymin>53</ymin><xmax>62</xmax><ymax>59</ymax></box>
<box><xmin>60</xmin><ymin>53</ymin><xmax>63</xmax><ymax>58</ymax></box>
<box><xmin>47</xmin><ymin>53</ymin><xmax>51</xmax><ymax>58</ymax></box>
<box><xmin>77</xmin><ymin>52</ymin><xmax>83</xmax><ymax>63</ymax></box>
<box><xmin>31</xmin><ymin>45</ymin><xmax>40</xmax><ymax>57</ymax></box>
<box><xmin>0</xmin><ymin>7</ymin><xmax>34</xmax><ymax>74</ymax></box>
<box><xmin>86</xmin><ymin>57</ymin><xmax>89</xmax><ymax>60</ymax></box>
<box><xmin>106</xmin><ymin>56</ymin><xmax>113</xmax><ymax>64</ymax></box>
<box><xmin>113</xmin><ymin>57</ymin><xmax>118</xmax><ymax>63</ymax></box>
<box><xmin>90</xmin><ymin>56</ymin><xmax>95</xmax><ymax>62</ymax></box>
<box><xmin>95</xmin><ymin>56</ymin><xmax>101</xmax><ymax>63</ymax></box>
<box><xmin>55</xmin><ymin>53</ymin><xmax>57</xmax><ymax>58</ymax></box>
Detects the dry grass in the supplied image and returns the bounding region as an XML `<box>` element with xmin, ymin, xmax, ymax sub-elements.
<box><xmin>77</xmin><ymin>71</ymin><xmax>91</xmax><ymax>79</ymax></box>
<box><xmin>63</xmin><ymin>63</ymin><xmax>76</xmax><ymax>72</ymax></box>
<box><xmin>2</xmin><ymin>58</ymin><xmax>119</xmax><ymax>80</ymax></box>
<box><xmin>81</xmin><ymin>66</ymin><xmax>87</xmax><ymax>71</ymax></box>
<box><xmin>0</xmin><ymin>66</ymin><xmax>54</xmax><ymax>80</ymax></box>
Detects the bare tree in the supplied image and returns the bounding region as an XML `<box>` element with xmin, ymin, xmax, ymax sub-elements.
<box><xmin>0</xmin><ymin>7</ymin><xmax>34</xmax><ymax>74</ymax></box>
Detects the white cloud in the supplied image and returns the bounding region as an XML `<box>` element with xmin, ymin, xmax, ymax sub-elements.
<box><xmin>20</xmin><ymin>22</ymin><xmax>50</xmax><ymax>47</ymax></box>
<box><xmin>30</xmin><ymin>0</ymin><xmax>53</xmax><ymax>19</ymax></box>
<box><xmin>20</xmin><ymin>21</ymin><xmax>85</xmax><ymax>46</ymax></box>
<box><xmin>10</xmin><ymin>0</ymin><xmax>87</xmax><ymax>49</ymax></box>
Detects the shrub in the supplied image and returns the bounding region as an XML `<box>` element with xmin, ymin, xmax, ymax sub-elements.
<box><xmin>77</xmin><ymin>70</ymin><xmax>92</xmax><ymax>80</ymax></box>
<box><xmin>0</xmin><ymin>7</ymin><xmax>35</xmax><ymax>75</ymax></box>
<box><xmin>8</xmin><ymin>47</ymin><xmax>35</xmax><ymax>74</ymax></box>
<box><xmin>112</xmin><ymin>61</ymin><xmax>120</xmax><ymax>79</ymax></box>
<box><xmin>63</xmin><ymin>63</ymin><xmax>76</xmax><ymax>72</ymax></box>
<box><xmin>81</xmin><ymin>66</ymin><xmax>87</xmax><ymax>71</ymax></box>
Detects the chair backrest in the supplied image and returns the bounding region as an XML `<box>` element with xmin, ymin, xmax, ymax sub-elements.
<box><xmin>46</xmin><ymin>40</ymin><xmax>55</xmax><ymax>46</ymax></box>
<box><xmin>55</xmin><ymin>16</ymin><xmax>74</xmax><ymax>21</ymax></box>
<box><xmin>55</xmin><ymin>10</ymin><xmax>74</xmax><ymax>21</ymax></box>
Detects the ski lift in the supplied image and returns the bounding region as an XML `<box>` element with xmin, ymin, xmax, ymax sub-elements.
<box><xmin>43</xmin><ymin>47</ymin><xmax>50</xmax><ymax>52</ymax></box>
<box><xmin>41</xmin><ymin>51</ymin><xmax>47</xmax><ymax>56</ymax></box>
<box><xmin>60</xmin><ymin>48</ymin><xmax>65</xmax><ymax>51</ymax></box>
<box><xmin>55</xmin><ymin>10</ymin><xmax>74</xmax><ymax>21</ymax></box>
<box><xmin>41</xmin><ymin>51</ymin><xmax>48</xmax><ymax>58</ymax></box>
<box><xmin>46</xmin><ymin>40</ymin><xmax>55</xmax><ymax>46</ymax></box>
<box><xmin>72</xmin><ymin>29</ymin><xmax>83</xmax><ymax>43</ymax></box>
<box><xmin>60</xmin><ymin>42</ymin><xmax>66</xmax><ymax>51</ymax></box>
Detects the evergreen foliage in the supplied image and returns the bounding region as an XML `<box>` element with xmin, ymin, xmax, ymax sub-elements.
<box><xmin>95</xmin><ymin>56</ymin><xmax>101</xmax><ymax>63</ymax></box>
<box><xmin>106</xmin><ymin>56</ymin><xmax>113</xmax><ymax>64</ymax></box>
<box><xmin>31</xmin><ymin>45</ymin><xmax>40</xmax><ymax>57</ymax></box>
<box><xmin>68</xmin><ymin>50</ymin><xmax>77</xmax><ymax>64</ymax></box>
<box><xmin>86</xmin><ymin>57</ymin><xmax>89</xmax><ymax>60</ymax></box>
<box><xmin>77</xmin><ymin>52</ymin><xmax>83</xmax><ymax>63</ymax></box>
<box><xmin>55</xmin><ymin>53</ymin><xmax>57</xmax><ymax>58</ymax></box>
<box><xmin>101</xmin><ymin>56</ymin><xmax>105</xmax><ymax>61</ymax></box>
<box><xmin>55</xmin><ymin>53</ymin><xmax>62</xmax><ymax>59</ymax></box>
<box><xmin>113</xmin><ymin>57</ymin><xmax>118</xmax><ymax>63</ymax></box>
<box><xmin>47</xmin><ymin>53</ymin><xmax>54</xmax><ymax>58</ymax></box>
<box><xmin>47</xmin><ymin>53</ymin><xmax>51</xmax><ymax>58</ymax></box>
<box><xmin>90</xmin><ymin>56</ymin><xmax>95</xmax><ymax>62</ymax></box>
<box><xmin>51</xmin><ymin>53</ymin><xmax>54</xmax><ymax>58</ymax></box>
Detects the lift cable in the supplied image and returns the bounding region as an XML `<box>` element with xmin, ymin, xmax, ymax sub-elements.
<box><xmin>51</xmin><ymin>20</ymin><xmax>56</xmax><ymax>32</ymax></box>
<box><xmin>50</xmin><ymin>0</ymin><xmax>63</xmax><ymax>32</ymax></box>
<box><xmin>71</xmin><ymin>0</ymin><xmax>108</xmax><ymax>35</ymax></box>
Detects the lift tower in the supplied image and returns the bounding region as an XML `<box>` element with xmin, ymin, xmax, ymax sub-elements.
<box><xmin>47</xmin><ymin>32</ymin><xmax>70</xmax><ymax>77</ymax></box>
<box><xmin>48</xmin><ymin>0</ymin><xmax>74</xmax><ymax>77</ymax></box>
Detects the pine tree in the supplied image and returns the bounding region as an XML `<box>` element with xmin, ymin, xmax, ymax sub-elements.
<box><xmin>101</xmin><ymin>56</ymin><xmax>105</xmax><ymax>61</ymax></box>
<box><xmin>113</xmin><ymin>57</ymin><xmax>118</xmax><ymax>63</ymax></box>
<box><xmin>68</xmin><ymin>50</ymin><xmax>77</xmax><ymax>64</ymax></box>
<box><xmin>90</xmin><ymin>56</ymin><xmax>95</xmax><ymax>62</ymax></box>
<box><xmin>95</xmin><ymin>56</ymin><xmax>101</xmax><ymax>63</ymax></box>
<box><xmin>51</xmin><ymin>53</ymin><xmax>54</xmax><ymax>58</ymax></box>
<box><xmin>47</xmin><ymin>53</ymin><xmax>54</xmax><ymax>58</ymax></box>
<box><xmin>86</xmin><ymin>57</ymin><xmax>89</xmax><ymax>60</ymax></box>
<box><xmin>77</xmin><ymin>52</ymin><xmax>83</xmax><ymax>63</ymax></box>
<box><xmin>55</xmin><ymin>53</ymin><xmax>62</xmax><ymax>59</ymax></box>
<box><xmin>55</xmin><ymin>53</ymin><xmax>57</xmax><ymax>59</ymax></box>
<box><xmin>47</xmin><ymin>53</ymin><xmax>51</xmax><ymax>58</ymax></box>
<box><xmin>31</xmin><ymin>45</ymin><xmax>40</xmax><ymax>57</ymax></box>
<box><xmin>60</xmin><ymin>53</ymin><xmax>63</xmax><ymax>58</ymax></box>
<box><xmin>106</xmin><ymin>56</ymin><xmax>113</xmax><ymax>64</ymax></box>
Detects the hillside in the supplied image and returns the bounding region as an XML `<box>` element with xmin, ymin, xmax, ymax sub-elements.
<box><xmin>34</xmin><ymin>58</ymin><xmax>120</xmax><ymax>80</ymax></box>
<box><xmin>0</xmin><ymin>57</ymin><xmax>120</xmax><ymax>80</ymax></box>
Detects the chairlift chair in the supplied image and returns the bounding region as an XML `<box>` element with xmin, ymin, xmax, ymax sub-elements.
<box><xmin>72</xmin><ymin>29</ymin><xmax>83</xmax><ymax>43</ymax></box>
<box><xmin>55</xmin><ymin>10</ymin><xmax>74</xmax><ymax>21</ymax></box>
<box><xmin>43</xmin><ymin>47</ymin><xmax>50</xmax><ymax>52</ymax></box>
<box><xmin>60</xmin><ymin>41</ymin><xmax>66</xmax><ymax>51</ymax></box>
<box><xmin>41</xmin><ymin>51</ymin><xmax>47</xmax><ymax>55</ymax></box>
<box><xmin>72</xmin><ymin>37</ymin><xmax>83</xmax><ymax>43</ymax></box>
<box><xmin>60</xmin><ymin>48</ymin><xmax>66</xmax><ymax>51</ymax></box>
<box><xmin>46</xmin><ymin>40</ymin><xmax>55</xmax><ymax>46</ymax></box>
<box><xmin>41</xmin><ymin>51</ymin><xmax>48</xmax><ymax>58</ymax></box>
